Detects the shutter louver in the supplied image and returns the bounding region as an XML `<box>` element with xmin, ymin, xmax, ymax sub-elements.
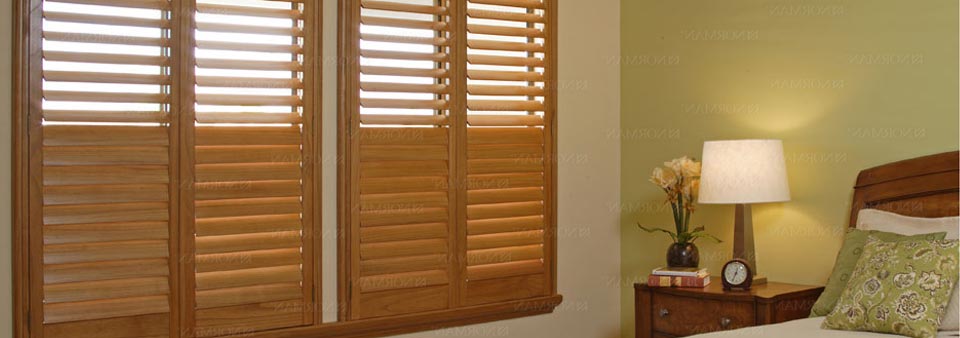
<box><xmin>36</xmin><ymin>0</ymin><xmax>176</xmax><ymax>336</ymax></box>
<box><xmin>190</xmin><ymin>0</ymin><xmax>317</xmax><ymax>335</ymax></box>
<box><xmin>350</xmin><ymin>0</ymin><xmax>456</xmax><ymax>319</ymax></box>
<box><xmin>463</xmin><ymin>0</ymin><xmax>551</xmax><ymax>305</ymax></box>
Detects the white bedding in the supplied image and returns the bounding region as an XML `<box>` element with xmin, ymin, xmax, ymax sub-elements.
<box><xmin>688</xmin><ymin>317</ymin><xmax>960</xmax><ymax>338</ymax></box>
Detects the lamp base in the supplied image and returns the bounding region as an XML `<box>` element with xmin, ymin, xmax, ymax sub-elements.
<box><xmin>734</xmin><ymin>204</ymin><xmax>767</xmax><ymax>286</ymax></box>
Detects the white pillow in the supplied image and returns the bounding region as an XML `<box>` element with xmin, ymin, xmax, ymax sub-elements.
<box><xmin>944</xmin><ymin>288</ymin><xmax>960</xmax><ymax>331</ymax></box>
<box><xmin>857</xmin><ymin>208</ymin><xmax>960</xmax><ymax>239</ymax></box>
<box><xmin>856</xmin><ymin>208</ymin><xmax>960</xmax><ymax>330</ymax></box>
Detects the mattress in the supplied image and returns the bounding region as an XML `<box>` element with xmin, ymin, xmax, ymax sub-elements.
<box><xmin>688</xmin><ymin>317</ymin><xmax>960</xmax><ymax>338</ymax></box>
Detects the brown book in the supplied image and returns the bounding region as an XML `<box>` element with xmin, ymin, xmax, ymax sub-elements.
<box><xmin>647</xmin><ymin>274</ymin><xmax>711</xmax><ymax>288</ymax></box>
<box><xmin>651</xmin><ymin>267</ymin><xmax>709</xmax><ymax>278</ymax></box>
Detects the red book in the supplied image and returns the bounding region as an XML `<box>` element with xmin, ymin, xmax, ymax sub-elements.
<box><xmin>647</xmin><ymin>274</ymin><xmax>711</xmax><ymax>288</ymax></box>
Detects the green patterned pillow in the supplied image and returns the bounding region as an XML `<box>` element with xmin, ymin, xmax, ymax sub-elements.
<box><xmin>822</xmin><ymin>236</ymin><xmax>959</xmax><ymax>338</ymax></box>
<box><xmin>810</xmin><ymin>229</ymin><xmax>947</xmax><ymax>317</ymax></box>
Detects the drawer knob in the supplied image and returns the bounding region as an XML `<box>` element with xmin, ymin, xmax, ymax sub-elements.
<box><xmin>720</xmin><ymin>317</ymin><xmax>732</xmax><ymax>328</ymax></box>
<box><xmin>658</xmin><ymin>309</ymin><xmax>669</xmax><ymax>317</ymax></box>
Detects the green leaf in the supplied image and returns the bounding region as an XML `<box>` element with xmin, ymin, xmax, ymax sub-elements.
<box><xmin>637</xmin><ymin>223</ymin><xmax>678</xmax><ymax>243</ymax></box>
<box><xmin>689</xmin><ymin>231</ymin><xmax>723</xmax><ymax>243</ymax></box>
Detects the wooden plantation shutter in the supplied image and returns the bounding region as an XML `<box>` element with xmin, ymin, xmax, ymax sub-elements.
<box><xmin>463</xmin><ymin>0</ymin><xmax>554</xmax><ymax>305</ymax></box>
<box><xmin>188</xmin><ymin>0</ymin><xmax>319</xmax><ymax>335</ymax></box>
<box><xmin>34</xmin><ymin>0</ymin><xmax>178</xmax><ymax>337</ymax></box>
<box><xmin>21</xmin><ymin>0</ymin><xmax>561</xmax><ymax>334</ymax></box>
<box><xmin>346</xmin><ymin>0</ymin><xmax>457</xmax><ymax>319</ymax></box>
<box><xmin>341</xmin><ymin>0</ymin><xmax>557</xmax><ymax>320</ymax></box>
<box><xmin>22</xmin><ymin>0</ymin><xmax>320</xmax><ymax>337</ymax></box>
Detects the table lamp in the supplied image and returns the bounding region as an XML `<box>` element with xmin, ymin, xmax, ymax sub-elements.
<box><xmin>698</xmin><ymin>139</ymin><xmax>790</xmax><ymax>285</ymax></box>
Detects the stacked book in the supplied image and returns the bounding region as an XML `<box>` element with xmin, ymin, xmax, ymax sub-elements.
<box><xmin>647</xmin><ymin>267</ymin><xmax>710</xmax><ymax>288</ymax></box>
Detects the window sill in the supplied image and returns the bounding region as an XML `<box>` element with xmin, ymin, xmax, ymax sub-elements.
<box><xmin>241</xmin><ymin>294</ymin><xmax>563</xmax><ymax>338</ymax></box>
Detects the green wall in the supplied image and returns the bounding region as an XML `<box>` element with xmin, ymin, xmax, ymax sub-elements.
<box><xmin>619</xmin><ymin>0</ymin><xmax>958</xmax><ymax>336</ymax></box>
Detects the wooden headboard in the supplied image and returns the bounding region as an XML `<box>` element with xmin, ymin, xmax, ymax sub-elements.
<box><xmin>849</xmin><ymin>151</ymin><xmax>960</xmax><ymax>227</ymax></box>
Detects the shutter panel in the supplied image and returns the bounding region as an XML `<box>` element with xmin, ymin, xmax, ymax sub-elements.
<box><xmin>349</xmin><ymin>0</ymin><xmax>456</xmax><ymax>319</ymax></box>
<box><xmin>190</xmin><ymin>0</ymin><xmax>318</xmax><ymax>335</ymax></box>
<box><xmin>463</xmin><ymin>0</ymin><xmax>552</xmax><ymax>305</ymax></box>
<box><xmin>344</xmin><ymin>0</ymin><xmax>555</xmax><ymax>317</ymax></box>
<box><xmin>36</xmin><ymin>0</ymin><xmax>177</xmax><ymax>336</ymax></box>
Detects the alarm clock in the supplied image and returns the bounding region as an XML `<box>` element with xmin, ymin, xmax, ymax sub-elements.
<box><xmin>721</xmin><ymin>259</ymin><xmax>753</xmax><ymax>291</ymax></box>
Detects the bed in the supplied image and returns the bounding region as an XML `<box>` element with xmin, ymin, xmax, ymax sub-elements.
<box><xmin>690</xmin><ymin>317</ymin><xmax>959</xmax><ymax>337</ymax></box>
<box><xmin>689</xmin><ymin>151</ymin><xmax>960</xmax><ymax>338</ymax></box>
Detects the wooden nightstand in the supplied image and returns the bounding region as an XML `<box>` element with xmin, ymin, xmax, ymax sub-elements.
<box><xmin>634</xmin><ymin>282</ymin><xmax>824</xmax><ymax>338</ymax></box>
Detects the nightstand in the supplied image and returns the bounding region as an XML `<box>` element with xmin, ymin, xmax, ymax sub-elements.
<box><xmin>634</xmin><ymin>282</ymin><xmax>824</xmax><ymax>338</ymax></box>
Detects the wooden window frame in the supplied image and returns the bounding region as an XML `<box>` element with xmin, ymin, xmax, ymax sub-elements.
<box><xmin>12</xmin><ymin>0</ymin><xmax>559</xmax><ymax>337</ymax></box>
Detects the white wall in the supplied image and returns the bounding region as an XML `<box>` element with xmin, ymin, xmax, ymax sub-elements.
<box><xmin>1</xmin><ymin>0</ymin><xmax>13</xmax><ymax>335</ymax></box>
<box><xmin>0</xmin><ymin>0</ymin><xmax>622</xmax><ymax>336</ymax></box>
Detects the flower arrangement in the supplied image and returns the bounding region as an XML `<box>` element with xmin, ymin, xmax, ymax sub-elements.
<box><xmin>638</xmin><ymin>156</ymin><xmax>721</xmax><ymax>245</ymax></box>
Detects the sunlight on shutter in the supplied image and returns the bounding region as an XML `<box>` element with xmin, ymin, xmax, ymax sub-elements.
<box><xmin>464</xmin><ymin>0</ymin><xmax>550</xmax><ymax>305</ymax></box>
<box><xmin>351</xmin><ymin>0</ymin><xmax>456</xmax><ymax>319</ymax></box>
<box><xmin>191</xmin><ymin>0</ymin><xmax>317</xmax><ymax>335</ymax></box>
<box><xmin>39</xmin><ymin>1</ymin><xmax>175</xmax><ymax>336</ymax></box>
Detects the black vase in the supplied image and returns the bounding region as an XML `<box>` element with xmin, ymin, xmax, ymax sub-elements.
<box><xmin>666</xmin><ymin>242</ymin><xmax>699</xmax><ymax>268</ymax></box>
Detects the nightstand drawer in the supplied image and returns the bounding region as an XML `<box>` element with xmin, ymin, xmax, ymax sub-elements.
<box><xmin>651</xmin><ymin>293</ymin><xmax>755</xmax><ymax>336</ymax></box>
<box><xmin>636</xmin><ymin>283</ymin><xmax>824</xmax><ymax>338</ymax></box>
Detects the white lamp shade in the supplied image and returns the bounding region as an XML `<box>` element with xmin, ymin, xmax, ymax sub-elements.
<box><xmin>698</xmin><ymin>139</ymin><xmax>791</xmax><ymax>204</ymax></box>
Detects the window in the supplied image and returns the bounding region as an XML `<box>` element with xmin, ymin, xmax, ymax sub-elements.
<box><xmin>14</xmin><ymin>0</ymin><xmax>321</xmax><ymax>337</ymax></box>
<box><xmin>339</xmin><ymin>0</ymin><xmax>559</xmax><ymax>321</ymax></box>
<box><xmin>13</xmin><ymin>0</ymin><xmax>558</xmax><ymax>337</ymax></box>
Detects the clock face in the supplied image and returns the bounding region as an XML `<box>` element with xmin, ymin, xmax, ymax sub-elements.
<box><xmin>724</xmin><ymin>261</ymin><xmax>749</xmax><ymax>285</ymax></box>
